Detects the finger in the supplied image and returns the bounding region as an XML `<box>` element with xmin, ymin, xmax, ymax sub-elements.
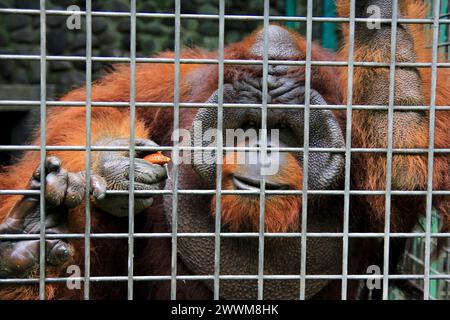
<box><xmin>95</xmin><ymin>194</ymin><xmax>154</xmax><ymax>217</ymax></box>
<box><xmin>64</xmin><ymin>172</ymin><xmax>86</xmax><ymax>208</ymax></box>
<box><xmin>274</xmin><ymin>86</ymin><xmax>306</xmax><ymax>104</ymax></box>
<box><xmin>90</xmin><ymin>174</ymin><xmax>107</xmax><ymax>200</ymax></box>
<box><xmin>46</xmin><ymin>240</ymin><xmax>73</xmax><ymax>266</ymax></box>
<box><xmin>32</xmin><ymin>166</ymin><xmax>41</xmax><ymax>182</ymax></box>
<box><xmin>43</xmin><ymin>211</ymin><xmax>68</xmax><ymax>230</ymax></box>
<box><xmin>45</xmin><ymin>156</ymin><xmax>62</xmax><ymax>173</ymax></box>
<box><xmin>129</xmin><ymin>159</ymin><xmax>168</xmax><ymax>185</ymax></box>
<box><xmin>268</xmin><ymin>65</ymin><xmax>289</xmax><ymax>77</ymax></box>
<box><xmin>222</xmin><ymin>83</ymin><xmax>236</xmax><ymax>99</ymax></box>
<box><xmin>0</xmin><ymin>197</ymin><xmax>39</xmax><ymax>227</ymax></box>
<box><xmin>31</xmin><ymin>156</ymin><xmax>61</xmax><ymax>183</ymax></box>
<box><xmin>245</xmin><ymin>77</ymin><xmax>262</xmax><ymax>90</ymax></box>
<box><xmin>29</xmin><ymin>177</ymin><xmax>40</xmax><ymax>190</ymax></box>
<box><xmin>134</xmin><ymin>197</ymin><xmax>154</xmax><ymax>213</ymax></box>
<box><xmin>269</xmin><ymin>78</ymin><xmax>301</xmax><ymax>99</ymax></box>
<box><xmin>135</xmin><ymin>138</ymin><xmax>159</xmax><ymax>147</ymax></box>
<box><xmin>30</xmin><ymin>167</ymin><xmax>42</xmax><ymax>192</ymax></box>
<box><xmin>45</xmin><ymin>168</ymin><xmax>68</xmax><ymax>207</ymax></box>
<box><xmin>135</xmin><ymin>138</ymin><xmax>160</xmax><ymax>158</ymax></box>
<box><xmin>234</xmin><ymin>80</ymin><xmax>262</xmax><ymax>96</ymax></box>
<box><xmin>0</xmin><ymin>240</ymin><xmax>39</xmax><ymax>277</ymax></box>
<box><xmin>267</xmin><ymin>74</ymin><xmax>281</xmax><ymax>90</ymax></box>
<box><xmin>310</xmin><ymin>89</ymin><xmax>328</xmax><ymax>105</ymax></box>
<box><xmin>102</xmin><ymin>179</ymin><xmax>163</xmax><ymax>193</ymax></box>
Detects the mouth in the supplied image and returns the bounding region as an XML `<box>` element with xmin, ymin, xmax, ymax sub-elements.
<box><xmin>232</xmin><ymin>175</ymin><xmax>288</xmax><ymax>191</ymax></box>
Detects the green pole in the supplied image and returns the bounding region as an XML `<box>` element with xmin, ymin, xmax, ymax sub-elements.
<box><xmin>322</xmin><ymin>0</ymin><xmax>337</xmax><ymax>51</ymax></box>
<box><xmin>429</xmin><ymin>214</ymin><xmax>439</xmax><ymax>299</ymax></box>
<box><xmin>429</xmin><ymin>1</ymin><xmax>448</xmax><ymax>300</ymax></box>
<box><xmin>440</xmin><ymin>0</ymin><xmax>448</xmax><ymax>45</ymax></box>
<box><xmin>285</xmin><ymin>0</ymin><xmax>299</xmax><ymax>30</ymax></box>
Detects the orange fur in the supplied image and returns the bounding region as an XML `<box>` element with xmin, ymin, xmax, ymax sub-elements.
<box><xmin>1</xmin><ymin>1</ymin><xmax>447</xmax><ymax>299</ymax></box>
<box><xmin>0</xmin><ymin>50</ymin><xmax>211</xmax><ymax>300</ymax></box>
<box><xmin>212</xmin><ymin>152</ymin><xmax>302</xmax><ymax>233</ymax></box>
<box><xmin>337</xmin><ymin>0</ymin><xmax>450</xmax><ymax>234</ymax></box>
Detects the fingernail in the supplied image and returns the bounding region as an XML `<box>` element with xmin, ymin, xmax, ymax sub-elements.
<box><xmin>49</xmin><ymin>243</ymin><xmax>72</xmax><ymax>265</ymax></box>
<box><xmin>47</xmin><ymin>157</ymin><xmax>61</xmax><ymax>172</ymax></box>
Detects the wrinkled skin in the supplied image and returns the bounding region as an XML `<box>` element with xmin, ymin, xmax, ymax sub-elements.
<box><xmin>0</xmin><ymin>156</ymin><xmax>105</xmax><ymax>278</ymax></box>
<box><xmin>2</xmin><ymin>0</ymin><xmax>438</xmax><ymax>299</ymax></box>
<box><xmin>0</xmin><ymin>137</ymin><xmax>167</xmax><ymax>278</ymax></box>
<box><xmin>180</xmin><ymin>46</ymin><xmax>345</xmax><ymax>299</ymax></box>
<box><xmin>0</xmin><ymin>26</ymin><xmax>344</xmax><ymax>299</ymax></box>
<box><xmin>192</xmin><ymin>63</ymin><xmax>344</xmax><ymax>191</ymax></box>
<box><xmin>231</xmin><ymin>65</ymin><xmax>306</xmax><ymax>104</ymax></box>
<box><xmin>92</xmin><ymin>138</ymin><xmax>168</xmax><ymax>217</ymax></box>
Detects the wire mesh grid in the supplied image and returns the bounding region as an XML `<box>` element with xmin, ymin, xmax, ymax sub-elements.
<box><xmin>0</xmin><ymin>0</ymin><xmax>448</xmax><ymax>300</ymax></box>
<box><xmin>391</xmin><ymin>0</ymin><xmax>450</xmax><ymax>300</ymax></box>
<box><xmin>397</xmin><ymin>219</ymin><xmax>450</xmax><ymax>300</ymax></box>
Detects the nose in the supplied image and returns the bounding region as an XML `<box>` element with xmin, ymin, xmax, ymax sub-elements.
<box><xmin>232</xmin><ymin>138</ymin><xmax>291</xmax><ymax>191</ymax></box>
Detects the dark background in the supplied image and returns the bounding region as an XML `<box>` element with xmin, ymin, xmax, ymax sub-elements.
<box><xmin>0</xmin><ymin>0</ymin><xmax>335</xmax><ymax>165</ymax></box>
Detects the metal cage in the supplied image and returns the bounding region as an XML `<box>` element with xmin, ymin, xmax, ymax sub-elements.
<box><xmin>0</xmin><ymin>0</ymin><xmax>449</xmax><ymax>300</ymax></box>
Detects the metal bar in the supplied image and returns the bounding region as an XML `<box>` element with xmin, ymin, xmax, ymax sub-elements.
<box><xmin>0</xmin><ymin>0</ymin><xmax>448</xmax><ymax>301</ymax></box>
<box><xmin>0</xmin><ymin>274</ymin><xmax>450</xmax><ymax>284</ymax></box>
<box><xmin>341</xmin><ymin>0</ymin><xmax>355</xmax><ymax>300</ymax></box>
<box><xmin>256</xmin><ymin>0</ymin><xmax>270</xmax><ymax>301</ymax></box>
<box><xmin>83</xmin><ymin>0</ymin><xmax>93</xmax><ymax>300</ymax></box>
<box><xmin>300</xmin><ymin>0</ymin><xmax>313</xmax><ymax>300</ymax></box>
<box><xmin>423</xmin><ymin>0</ymin><xmax>441</xmax><ymax>301</ymax></box>
<box><xmin>0</xmin><ymin>231</ymin><xmax>448</xmax><ymax>240</ymax></box>
<box><xmin>3</xmin><ymin>189</ymin><xmax>450</xmax><ymax>196</ymax></box>
<box><xmin>1</xmin><ymin>8</ymin><xmax>450</xmax><ymax>24</ymax></box>
<box><xmin>382</xmin><ymin>0</ymin><xmax>399</xmax><ymax>300</ymax></box>
<box><xmin>1</xmin><ymin>145</ymin><xmax>450</xmax><ymax>154</ymax></box>
<box><xmin>2</xmin><ymin>54</ymin><xmax>450</xmax><ymax>68</ymax></box>
<box><xmin>127</xmin><ymin>0</ymin><xmax>137</xmax><ymax>300</ymax></box>
<box><xmin>1</xmin><ymin>273</ymin><xmax>450</xmax><ymax>284</ymax></box>
<box><xmin>38</xmin><ymin>0</ymin><xmax>47</xmax><ymax>301</ymax></box>
<box><xmin>213</xmin><ymin>0</ymin><xmax>225</xmax><ymax>301</ymax></box>
<box><xmin>3</xmin><ymin>100</ymin><xmax>450</xmax><ymax>110</ymax></box>
<box><xmin>170</xmin><ymin>0</ymin><xmax>181</xmax><ymax>300</ymax></box>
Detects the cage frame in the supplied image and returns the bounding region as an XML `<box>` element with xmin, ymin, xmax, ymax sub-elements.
<box><xmin>0</xmin><ymin>0</ymin><xmax>448</xmax><ymax>300</ymax></box>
